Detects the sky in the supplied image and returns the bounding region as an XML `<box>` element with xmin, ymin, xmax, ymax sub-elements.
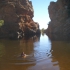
<box><xmin>29</xmin><ymin>0</ymin><xmax>57</xmax><ymax>29</ymax></box>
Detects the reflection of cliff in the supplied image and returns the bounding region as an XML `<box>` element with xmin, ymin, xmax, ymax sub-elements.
<box><xmin>51</xmin><ymin>41</ymin><xmax>70</xmax><ymax>70</ymax></box>
<box><xmin>19</xmin><ymin>38</ymin><xmax>34</xmax><ymax>54</ymax></box>
<box><xmin>46</xmin><ymin>0</ymin><xmax>70</xmax><ymax>41</ymax></box>
<box><xmin>19</xmin><ymin>35</ymin><xmax>40</xmax><ymax>54</ymax></box>
<box><xmin>0</xmin><ymin>39</ymin><xmax>20</xmax><ymax>59</ymax></box>
<box><xmin>0</xmin><ymin>43</ymin><xmax>5</xmax><ymax>59</ymax></box>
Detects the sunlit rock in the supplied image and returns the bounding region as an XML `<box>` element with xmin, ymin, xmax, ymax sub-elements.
<box><xmin>0</xmin><ymin>0</ymin><xmax>40</xmax><ymax>39</ymax></box>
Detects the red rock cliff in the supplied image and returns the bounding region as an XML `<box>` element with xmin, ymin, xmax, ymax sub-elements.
<box><xmin>0</xmin><ymin>0</ymin><xmax>40</xmax><ymax>38</ymax></box>
<box><xmin>46</xmin><ymin>0</ymin><xmax>70</xmax><ymax>40</ymax></box>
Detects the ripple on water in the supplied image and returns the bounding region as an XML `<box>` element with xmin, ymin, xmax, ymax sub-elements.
<box><xmin>13</xmin><ymin>51</ymin><xmax>52</xmax><ymax>65</ymax></box>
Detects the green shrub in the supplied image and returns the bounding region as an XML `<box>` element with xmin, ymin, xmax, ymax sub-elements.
<box><xmin>0</xmin><ymin>20</ymin><xmax>4</xmax><ymax>27</ymax></box>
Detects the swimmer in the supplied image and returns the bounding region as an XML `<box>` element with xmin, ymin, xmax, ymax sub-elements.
<box><xmin>21</xmin><ymin>52</ymin><xmax>28</xmax><ymax>58</ymax></box>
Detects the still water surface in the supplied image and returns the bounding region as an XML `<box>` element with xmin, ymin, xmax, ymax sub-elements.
<box><xmin>0</xmin><ymin>34</ymin><xmax>70</xmax><ymax>70</ymax></box>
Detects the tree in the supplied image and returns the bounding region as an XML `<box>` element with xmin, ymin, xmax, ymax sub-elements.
<box><xmin>0</xmin><ymin>20</ymin><xmax>4</xmax><ymax>33</ymax></box>
<box><xmin>0</xmin><ymin>20</ymin><xmax>4</xmax><ymax>27</ymax></box>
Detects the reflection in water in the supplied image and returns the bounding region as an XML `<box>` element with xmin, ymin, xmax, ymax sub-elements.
<box><xmin>33</xmin><ymin>34</ymin><xmax>52</xmax><ymax>61</ymax></box>
<box><xmin>0</xmin><ymin>34</ymin><xmax>70</xmax><ymax>70</ymax></box>
<box><xmin>52</xmin><ymin>41</ymin><xmax>70</xmax><ymax>70</ymax></box>
<box><xmin>0</xmin><ymin>43</ymin><xmax>5</xmax><ymax>59</ymax></box>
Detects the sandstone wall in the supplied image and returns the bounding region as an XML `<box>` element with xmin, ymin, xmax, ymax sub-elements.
<box><xmin>0</xmin><ymin>0</ymin><xmax>40</xmax><ymax>38</ymax></box>
<box><xmin>46</xmin><ymin>0</ymin><xmax>70</xmax><ymax>40</ymax></box>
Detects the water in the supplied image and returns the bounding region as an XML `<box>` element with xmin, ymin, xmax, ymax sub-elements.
<box><xmin>0</xmin><ymin>34</ymin><xmax>70</xmax><ymax>70</ymax></box>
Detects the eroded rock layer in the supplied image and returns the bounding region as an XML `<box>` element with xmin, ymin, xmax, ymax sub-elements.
<box><xmin>46</xmin><ymin>0</ymin><xmax>70</xmax><ymax>41</ymax></box>
<box><xmin>0</xmin><ymin>0</ymin><xmax>40</xmax><ymax>39</ymax></box>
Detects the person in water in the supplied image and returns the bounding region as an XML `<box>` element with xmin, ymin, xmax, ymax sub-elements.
<box><xmin>21</xmin><ymin>52</ymin><xmax>27</xmax><ymax>58</ymax></box>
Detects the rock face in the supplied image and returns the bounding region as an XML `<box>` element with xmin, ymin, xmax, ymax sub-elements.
<box><xmin>46</xmin><ymin>0</ymin><xmax>70</xmax><ymax>41</ymax></box>
<box><xmin>0</xmin><ymin>0</ymin><xmax>40</xmax><ymax>39</ymax></box>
